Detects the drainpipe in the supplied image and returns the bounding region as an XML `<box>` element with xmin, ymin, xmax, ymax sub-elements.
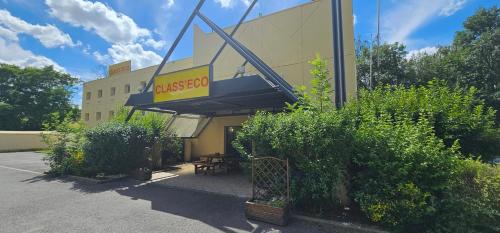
<box><xmin>331</xmin><ymin>0</ymin><xmax>347</xmax><ymax>108</ymax></box>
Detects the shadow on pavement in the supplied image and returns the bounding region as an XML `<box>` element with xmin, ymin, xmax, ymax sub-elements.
<box><xmin>20</xmin><ymin>175</ymin><xmax>327</xmax><ymax>232</ymax></box>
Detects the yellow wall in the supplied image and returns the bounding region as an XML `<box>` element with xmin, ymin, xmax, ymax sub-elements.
<box><xmin>193</xmin><ymin>0</ymin><xmax>356</xmax><ymax>97</ymax></box>
<box><xmin>82</xmin><ymin>58</ymin><xmax>192</xmax><ymax>127</ymax></box>
<box><xmin>0</xmin><ymin>131</ymin><xmax>52</xmax><ymax>152</ymax></box>
<box><xmin>188</xmin><ymin>115</ymin><xmax>249</xmax><ymax>159</ymax></box>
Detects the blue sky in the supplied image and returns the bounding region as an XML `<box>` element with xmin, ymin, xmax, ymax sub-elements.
<box><xmin>0</xmin><ymin>0</ymin><xmax>497</xmax><ymax>106</ymax></box>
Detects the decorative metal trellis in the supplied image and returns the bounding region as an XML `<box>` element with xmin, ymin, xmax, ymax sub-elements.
<box><xmin>251</xmin><ymin>157</ymin><xmax>289</xmax><ymax>203</ymax></box>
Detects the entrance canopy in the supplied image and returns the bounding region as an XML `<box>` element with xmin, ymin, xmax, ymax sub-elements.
<box><xmin>125</xmin><ymin>75</ymin><xmax>294</xmax><ymax>116</ymax></box>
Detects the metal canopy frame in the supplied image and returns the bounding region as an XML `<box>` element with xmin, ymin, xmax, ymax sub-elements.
<box><xmin>125</xmin><ymin>0</ymin><xmax>298</xmax><ymax>121</ymax></box>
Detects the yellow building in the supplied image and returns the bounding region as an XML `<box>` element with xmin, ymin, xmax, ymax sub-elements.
<box><xmin>82</xmin><ymin>0</ymin><xmax>356</xmax><ymax>161</ymax></box>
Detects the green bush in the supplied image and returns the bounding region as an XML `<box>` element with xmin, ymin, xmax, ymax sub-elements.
<box><xmin>351</xmin><ymin>115</ymin><xmax>462</xmax><ymax>232</ymax></box>
<box><xmin>434</xmin><ymin>160</ymin><xmax>500</xmax><ymax>233</ymax></box>
<box><xmin>347</xmin><ymin>85</ymin><xmax>499</xmax><ymax>231</ymax></box>
<box><xmin>346</xmin><ymin>83</ymin><xmax>499</xmax><ymax>161</ymax></box>
<box><xmin>234</xmin><ymin>110</ymin><xmax>353</xmax><ymax>213</ymax></box>
<box><xmin>82</xmin><ymin>122</ymin><xmax>153</xmax><ymax>176</ymax></box>
<box><xmin>235</xmin><ymin>57</ymin><xmax>500</xmax><ymax>231</ymax></box>
<box><xmin>234</xmin><ymin>56</ymin><xmax>352</xmax><ymax>213</ymax></box>
<box><xmin>113</xmin><ymin>107</ymin><xmax>183</xmax><ymax>163</ymax></box>
<box><xmin>42</xmin><ymin>114</ymin><xmax>85</xmax><ymax>176</ymax></box>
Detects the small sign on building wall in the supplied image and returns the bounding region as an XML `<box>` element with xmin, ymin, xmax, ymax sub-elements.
<box><xmin>108</xmin><ymin>60</ymin><xmax>131</xmax><ymax>77</ymax></box>
<box><xmin>153</xmin><ymin>64</ymin><xmax>211</xmax><ymax>103</ymax></box>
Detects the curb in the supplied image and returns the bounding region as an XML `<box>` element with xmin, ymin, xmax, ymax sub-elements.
<box><xmin>291</xmin><ymin>214</ymin><xmax>387</xmax><ymax>233</ymax></box>
<box><xmin>149</xmin><ymin>181</ymin><xmax>250</xmax><ymax>199</ymax></box>
<box><xmin>65</xmin><ymin>174</ymin><xmax>129</xmax><ymax>184</ymax></box>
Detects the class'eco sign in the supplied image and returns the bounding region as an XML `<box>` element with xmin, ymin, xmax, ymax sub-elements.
<box><xmin>153</xmin><ymin>65</ymin><xmax>211</xmax><ymax>103</ymax></box>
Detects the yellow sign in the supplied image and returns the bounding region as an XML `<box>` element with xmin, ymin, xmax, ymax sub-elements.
<box><xmin>108</xmin><ymin>60</ymin><xmax>131</xmax><ymax>77</ymax></box>
<box><xmin>153</xmin><ymin>65</ymin><xmax>211</xmax><ymax>103</ymax></box>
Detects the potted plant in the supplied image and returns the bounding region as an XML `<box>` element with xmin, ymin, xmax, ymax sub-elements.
<box><xmin>130</xmin><ymin>166</ymin><xmax>152</xmax><ymax>181</ymax></box>
<box><xmin>130</xmin><ymin>146</ymin><xmax>153</xmax><ymax>181</ymax></box>
<box><xmin>245</xmin><ymin>196</ymin><xmax>290</xmax><ymax>226</ymax></box>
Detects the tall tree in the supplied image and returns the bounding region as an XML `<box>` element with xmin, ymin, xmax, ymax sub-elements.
<box><xmin>356</xmin><ymin>7</ymin><xmax>499</xmax><ymax>120</ymax></box>
<box><xmin>356</xmin><ymin>42</ymin><xmax>409</xmax><ymax>89</ymax></box>
<box><xmin>0</xmin><ymin>64</ymin><xmax>79</xmax><ymax>130</ymax></box>
<box><xmin>451</xmin><ymin>7</ymin><xmax>499</xmax><ymax>113</ymax></box>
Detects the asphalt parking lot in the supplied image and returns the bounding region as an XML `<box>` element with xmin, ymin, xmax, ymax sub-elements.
<box><xmin>0</xmin><ymin>152</ymin><xmax>333</xmax><ymax>233</ymax></box>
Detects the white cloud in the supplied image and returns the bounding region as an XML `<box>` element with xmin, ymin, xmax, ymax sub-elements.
<box><xmin>0</xmin><ymin>37</ymin><xmax>64</xmax><ymax>71</ymax></box>
<box><xmin>213</xmin><ymin>0</ymin><xmax>252</xmax><ymax>8</ymax></box>
<box><xmin>45</xmin><ymin>0</ymin><xmax>151</xmax><ymax>43</ymax></box>
<box><xmin>141</xmin><ymin>38</ymin><xmax>167</xmax><ymax>50</ymax></box>
<box><xmin>0</xmin><ymin>9</ymin><xmax>75</xmax><ymax>48</ymax></box>
<box><xmin>353</xmin><ymin>14</ymin><xmax>357</xmax><ymax>26</ymax></box>
<box><xmin>0</xmin><ymin>26</ymin><xmax>18</xmax><ymax>42</ymax></box>
<box><xmin>241</xmin><ymin>0</ymin><xmax>251</xmax><ymax>7</ymax></box>
<box><xmin>106</xmin><ymin>43</ymin><xmax>162</xmax><ymax>69</ymax></box>
<box><xmin>382</xmin><ymin>0</ymin><xmax>468</xmax><ymax>44</ymax></box>
<box><xmin>214</xmin><ymin>0</ymin><xmax>235</xmax><ymax>8</ymax></box>
<box><xmin>440</xmin><ymin>0</ymin><xmax>467</xmax><ymax>16</ymax></box>
<box><xmin>45</xmin><ymin>0</ymin><xmax>167</xmax><ymax>69</ymax></box>
<box><xmin>92</xmin><ymin>50</ymin><xmax>110</xmax><ymax>63</ymax></box>
<box><xmin>406</xmin><ymin>46</ymin><xmax>439</xmax><ymax>59</ymax></box>
<box><xmin>165</xmin><ymin>0</ymin><xmax>175</xmax><ymax>9</ymax></box>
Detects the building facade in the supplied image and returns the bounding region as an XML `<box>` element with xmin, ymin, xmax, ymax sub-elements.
<box><xmin>82</xmin><ymin>0</ymin><xmax>357</xmax><ymax>160</ymax></box>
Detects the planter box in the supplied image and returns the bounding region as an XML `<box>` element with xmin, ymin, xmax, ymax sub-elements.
<box><xmin>245</xmin><ymin>200</ymin><xmax>290</xmax><ymax>226</ymax></box>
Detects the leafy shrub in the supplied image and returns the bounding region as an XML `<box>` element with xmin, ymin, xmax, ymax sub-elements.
<box><xmin>113</xmin><ymin>107</ymin><xmax>183</xmax><ymax>163</ymax></box>
<box><xmin>42</xmin><ymin>114</ymin><xmax>85</xmax><ymax>176</ymax></box>
<box><xmin>351</xmin><ymin>115</ymin><xmax>462</xmax><ymax>232</ymax></box>
<box><xmin>82</xmin><ymin>122</ymin><xmax>153</xmax><ymax>176</ymax></box>
<box><xmin>235</xmin><ymin>56</ymin><xmax>500</xmax><ymax>231</ymax></box>
<box><xmin>345</xmin><ymin>83</ymin><xmax>499</xmax><ymax>161</ymax></box>
<box><xmin>433</xmin><ymin>159</ymin><xmax>500</xmax><ymax>233</ymax></box>
<box><xmin>234</xmin><ymin>110</ymin><xmax>353</xmax><ymax>213</ymax></box>
<box><xmin>234</xmin><ymin>56</ymin><xmax>352</xmax><ymax>213</ymax></box>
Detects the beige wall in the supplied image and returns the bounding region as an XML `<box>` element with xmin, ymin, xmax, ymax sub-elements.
<box><xmin>82</xmin><ymin>58</ymin><xmax>192</xmax><ymax>127</ymax></box>
<box><xmin>193</xmin><ymin>0</ymin><xmax>356</xmax><ymax>97</ymax></box>
<box><xmin>187</xmin><ymin>115</ymin><xmax>249</xmax><ymax>159</ymax></box>
<box><xmin>0</xmin><ymin>131</ymin><xmax>51</xmax><ymax>152</ymax></box>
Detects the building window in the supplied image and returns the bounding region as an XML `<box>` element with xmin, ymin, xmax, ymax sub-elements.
<box><xmin>140</xmin><ymin>81</ymin><xmax>146</xmax><ymax>92</ymax></box>
<box><xmin>96</xmin><ymin>112</ymin><xmax>101</xmax><ymax>121</ymax></box>
<box><xmin>125</xmin><ymin>84</ymin><xmax>130</xmax><ymax>93</ymax></box>
<box><xmin>110</xmin><ymin>87</ymin><xmax>116</xmax><ymax>96</ymax></box>
<box><xmin>85</xmin><ymin>113</ymin><xmax>89</xmax><ymax>121</ymax></box>
<box><xmin>86</xmin><ymin>92</ymin><xmax>91</xmax><ymax>100</ymax></box>
<box><xmin>108</xmin><ymin>110</ymin><xmax>114</xmax><ymax>120</ymax></box>
<box><xmin>98</xmin><ymin>89</ymin><xmax>103</xmax><ymax>98</ymax></box>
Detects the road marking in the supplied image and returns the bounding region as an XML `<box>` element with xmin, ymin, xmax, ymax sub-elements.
<box><xmin>0</xmin><ymin>165</ymin><xmax>43</xmax><ymax>174</ymax></box>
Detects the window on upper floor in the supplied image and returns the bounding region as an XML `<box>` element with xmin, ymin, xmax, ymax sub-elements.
<box><xmin>110</xmin><ymin>87</ymin><xmax>116</xmax><ymax>96</ymax></box>
<box><xmin>96</xmin><ymin>112</ymin><xmax>101</xmax><ymax>121</ymax></box>
<box><xmin>86</xmin><ymin>92</ymin><xmax>91</xmax><ymax>100</ymax></box>
<box><xmin>85</xmin><ymin>113</ymin><xmax>89</xmax><ymax>121</ymax></box>
<box><xmin>98</xmin><ymin>89</ymin><xmax>103</xmax><ymax>98</ymax></box>
<box><xmin>125</xmin><ymin>84</ymin><xmax>131</xmax><ymax>94</ymax></box>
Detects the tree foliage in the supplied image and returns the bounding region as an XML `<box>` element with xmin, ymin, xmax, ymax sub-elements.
<box><xmin>345</xmin><ymin>83</ymin><xmax>499</xmax><ymax>162</ymax></box>
<box><xmin>356</xmin><ymin>6</ymin><xmax>500</xmax><ymax>121</ymax></box>
<box><xmin>356</xmin><ymin>42</ymin><xmax>408</xmax><ymax>88</ymax></box>
<box><xmin>289</xmin><ymin>54</ymin><xmax>334</xmax><ymax>112</ymax></box>
<box><xmin>0</xmin><ymin>64</ymin><xmax>79</xmax><ymax>130</ymax></box>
